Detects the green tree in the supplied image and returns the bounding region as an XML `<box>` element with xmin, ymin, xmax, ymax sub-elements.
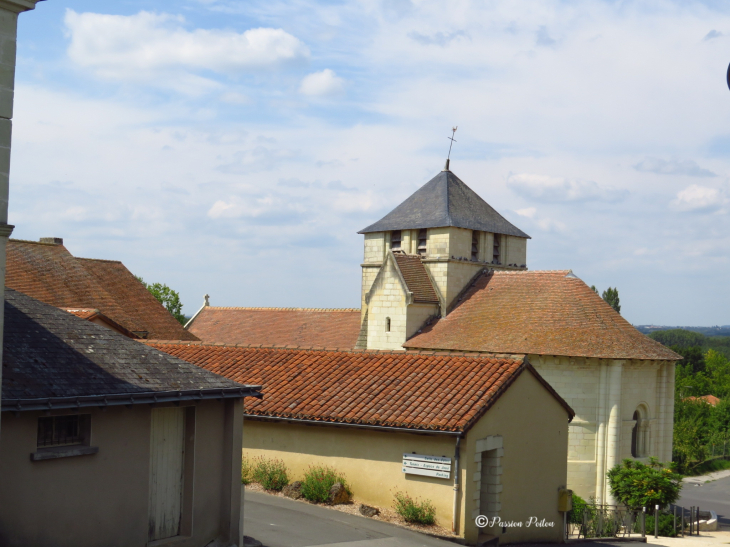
<box><xmin>590</xmin><ymin>285</ymin><xmax>599</xmax><ymax>294</ymax></box>
<box><xmin>671</xmin><ymin>346</ymin><xmax>706</xmax><ymax>374</ymax></box>
<box><xmin>607</xmin><ymin>458</ymin><xmax>682</xmax><ymax>509</ymax></box>
<box><xmin>650</xmin><ymin>329</ymin><xmax>705</xmax><ymax>349</ymax></box>
<box><xmin>136</xmin><ymin>276</ymin><xmax>186</xmax><ymax>325</ymax></box>
<box><xmin>602</xmin><ymin>287</ymin><xmax>621</xmax><ymax>314</ymax></box>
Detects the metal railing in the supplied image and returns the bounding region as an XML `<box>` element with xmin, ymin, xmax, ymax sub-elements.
<box><xmin>566</xmin><ymin>504</ymin><xmax>703</xmax><ymax>540</ymax></box>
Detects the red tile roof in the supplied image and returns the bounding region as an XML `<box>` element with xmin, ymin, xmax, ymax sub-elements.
<box><xmin>394</xmin><ymin>253</ymin><xmax>440</xmax><ymax>304</ymax></box>
<box><xmin>62</xmin><ymin>308</ymin><xmax>140</xmax><ymax>339</ymax></box>
<box><xmin>145</xmin><ymin>342</ymin><xmax>574</xmax><ymax>432</ymax></box>
<box><xmin>6</xmin><ymin>239</ymin><xmax>198</xmax><ymax>341</ymax></box>
<box><xmin>405</xmin><ymin>270</ymin><xmax>681</xmax><ymax>361</ymax></box>
<box><xmin>187</xmin><ymin>307</ymin><xmax>361</xmax><ymax>348</ymax></box>
<box><xmin>686</xmin><ymin>395</ymin><xmax>720</xmax><ymax>406</ymax></box>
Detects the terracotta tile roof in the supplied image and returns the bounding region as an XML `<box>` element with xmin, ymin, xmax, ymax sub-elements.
<box><xmin>393</xmin><ymin>253</ymin><xmax>440</xmax><ymax>304</ymax></box>
<box><xmin>145</xmin><ymin>342</ymin><xmax>574</xmax><ymax>432</ymax></box>
<box><xmin>3</xmin><ymin>290</ymin><xmax>256</xmax><ymax>410</ymax></box>
<box><xmin>6</xmin><ymin>239</ymin><xmax>198</xmax><ymax>341</ymax></box>
<box><xmin>404</xmin><ymin>270</ymin><xmax>682</xmax><ymax>361</ymax></box>
<box><xmin>686</xmin><ymin>395</ymin><xmax>720</xmax><ymax>406</ymax></box>
<box><xmin>62</xmin><ymin>307</ymin><xmax>140</xmax><ymax>339</ymax></box>
<box><xmin>187</xmin><ymin>307</ymin><xmax>361</xmax><ymax>348</ymax></box>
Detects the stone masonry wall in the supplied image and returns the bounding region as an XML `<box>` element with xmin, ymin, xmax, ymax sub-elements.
<box><xmin>366</xmin><ymin>258</ymin><xmax>409</xmax><ymax>350</ymax></box>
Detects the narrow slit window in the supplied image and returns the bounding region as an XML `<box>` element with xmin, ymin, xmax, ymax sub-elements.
<box><xmin>471</xmin><ymin>231</ymin><xmax>480</xmax><ymax>261</ymax></box>
<box><xmin>492</xmin><ymin>233</ymin><xmax>501</xmax><ymax>264</ymax></box>
<box><xmin>417</xmin><ymin>229</ymin><xmax>427</xmax><ymax>256</ymax></box>
<box><xmin>385</xmin><ymin>317</ymin><xmax>391</xmax><ymax>332</ymax></box>
<box><xmin>391</xmin><ymin>231</ymin><xmax>402</xmax><ymax>251</ymax></box>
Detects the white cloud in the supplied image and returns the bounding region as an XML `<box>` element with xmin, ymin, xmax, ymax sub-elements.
<box><xmin>671</xmin><ymin>184</ymin><xmax>727</xmax><ymax>212</ymax></box>
<box><xmin>506</xmin><ymin>173</ymin><xmax>627</xmax><ymax>203</ymax></box>
<box><xmin>299</xmin><ymin>69</ymin><xmax>345</xmax><ymax>96</ymax></box>
<box><xmin>64</xmin><ymin>10</ymin><xmax>309</xmax><ymax>81</ymax></box>
<box><xmin>515</xmin><ymin>207</ymin><xmax>537</xmax><ymax>218</ymax></box>
<box><xmin>634</xmin><ymin>157</ymin><xmax>716</xmax><ymax>177</ymax></box>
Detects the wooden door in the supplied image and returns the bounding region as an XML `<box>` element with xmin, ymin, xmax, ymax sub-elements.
<box><xmin>148</xmin><ymin>407</ymin><xmax>185</xmax><ymax>541</ymax></box>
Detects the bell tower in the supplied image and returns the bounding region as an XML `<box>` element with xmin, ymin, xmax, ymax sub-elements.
<box><xmin>357</xmin><ymin>166</ymin><xmax>530</xmax><ymax>350</ymax></box>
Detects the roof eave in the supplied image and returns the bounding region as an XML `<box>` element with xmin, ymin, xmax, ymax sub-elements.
<box><xmin>2</xmin><ymin>386</ymin><xmax>263</xmax><ymax>412</ymax></box>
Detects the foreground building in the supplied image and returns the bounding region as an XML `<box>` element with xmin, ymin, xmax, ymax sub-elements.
<box><xmin>0</xmin><ymin>289</ymin><xmax>261</xmax><ymax>547</ymax></box>
<box><xmin>148</xmin><ymin>341</ymin><xmax>574</xmax><ymax>545</ymax></box>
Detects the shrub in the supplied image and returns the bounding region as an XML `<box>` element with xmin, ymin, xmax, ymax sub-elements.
<box><xmin>607</xmin><ymin>458</ymin><xmax>682</xmax><ymax>510</ymax></box>
<box><xmin>569</xmin><ymin>493</ymin><xmax>588</xmax><ymax>524</ymax></box>
<box><xmin>393</xmin><ymin>492</ymin><xmax>436</xmax><ymax>525</ymax></box>
<box><xmin>300</xmin><ymin>466</ymin><xmax>351</xmax><ymax>503</ymax></box>
<box><xmin>241</xmin><ymin>454</ymin><xmax>254</xmax><ymax>485</ymax></box>
<box><xmin>641</xmin><ymin>511</ymin><xmax>677</xmax><ymax>537</ymax></box>
<box><xmin>252</xmin><ymin>457</ymin><xmax>289</xmax><ymax>491</ymax></box>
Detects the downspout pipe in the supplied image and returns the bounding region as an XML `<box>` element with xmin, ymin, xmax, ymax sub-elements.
<box><xmin>452</xmin><ymin>436</ymin><xmax>462</xmax><ymax>534</ymax></box>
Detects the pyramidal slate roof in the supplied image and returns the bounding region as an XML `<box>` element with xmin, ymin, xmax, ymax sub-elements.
<box><xmin>359</xmin><ymin>169</ymin><xmax>530</xmax><ymax>238</ymax></box>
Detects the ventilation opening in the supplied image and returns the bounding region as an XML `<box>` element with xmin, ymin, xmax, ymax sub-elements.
<box><xmin>471</xmin><ymin>230</ymin><xmax>479</xmax><ymax>261</ymax></box>
<box><xmin>391</xmin><ymin>230</ymin><xmax>402</xmax><ymax>252</ymax></box>
<box><xmin>385</xmin><ymin>317</ymin><xmax>391</xmax><ymax>332</ymax></box>
<box><xmin>417</xmin><ymin>229</ymin><xmax>427</xmax><ymax>256</ymax></box>
<box><xmin>492</xmin><ymin>233</ymin><xmax>501</xmax><ymax>264</ymax></box>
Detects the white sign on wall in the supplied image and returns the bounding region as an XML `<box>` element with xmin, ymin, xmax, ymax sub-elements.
<box><xmin>402</xmin><ymin>453</ymin><xmax>451</xmax><ymax>479</ymax></box>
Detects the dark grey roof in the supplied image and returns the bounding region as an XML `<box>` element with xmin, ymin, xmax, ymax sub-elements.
<box><xmin>359</xmin><ymin>170</ymin><xmax>530</xmax><ymax>238</ymax></box>
<box><xmin>2</xmin><ymin>289</ymin><xmax>261</xmax><ymax>410</ymax></box>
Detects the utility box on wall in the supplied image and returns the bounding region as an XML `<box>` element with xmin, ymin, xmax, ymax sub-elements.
<box><xmin>558</xmin><ymin>489</ymin><xmax>573</xmax><ymax>512</ymax></box>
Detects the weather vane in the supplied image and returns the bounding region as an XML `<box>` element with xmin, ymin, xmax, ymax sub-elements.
<box><xmin>444</xmin><ymin>126</ymin><xmax>457</xmax><ymax>171</ymax></box>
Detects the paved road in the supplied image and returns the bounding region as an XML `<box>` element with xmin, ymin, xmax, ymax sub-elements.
<box><xmin>677</xmin><ymin>474</ymin><xmax>730</xmax><ymax>529</ymax></box>
<box><xmin>242</xmin><ymin>490</ymin><xmax>634</xmax><ymax>547</ymax></box>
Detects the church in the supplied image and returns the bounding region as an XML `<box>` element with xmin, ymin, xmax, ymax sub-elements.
<box><xmin>186</xmin><ymin>160</ymin><xmax>680</xmax><ymax>506</ymax></box>
<box><xmin>353</xmin><ymin>161</ymin><xmax>680</xmax><ymax>504</ymax></box>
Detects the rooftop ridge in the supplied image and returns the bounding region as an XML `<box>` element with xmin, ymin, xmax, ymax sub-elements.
<box><xmin>75</xmin><ymin>257</ymin><xmax>124</xmax><ymax>264</ymax></box>
<box><xmin>141</xmin><ymin>339</ymin><xmax>525</xmax><ymax>360</ymax></box>
<box><xmin>204</xmin><ymin>307</ymin><xmax>361</xmax><ymax>312</ymax></box>
<box><xmin>9</xmin><ymin>238</ymin><xmax>63</xmax><ymax>246</ymax></box>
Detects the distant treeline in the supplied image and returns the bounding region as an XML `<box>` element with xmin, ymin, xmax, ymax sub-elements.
<box><xmin>638</xmin><ymin>325</ymin><xmax>730</xmax><ymax>337</ymax></box>
<box><xmin>649</xmin><ymin>329</ymin><xmax>730</xmax><ymax>360</ymax></box>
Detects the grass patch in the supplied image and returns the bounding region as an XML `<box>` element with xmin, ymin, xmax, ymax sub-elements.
<box><xmin>393</xmin><ymin>492</ymin><xmax>436</xmax><ymax>525</ymax></box>
<box><xmin>252</xmin><ymin>456</ymin><xmax>289</xmax><ymax>491</ymax></box>
<box><xmin>241</xmin><ymin>454</ymin><xmax>254</xmax><ymax>485</ymax></box>
<box><xmin>300</xmin><ymin>465</ymin><xmax>351</xmax><ymax>503</ymax></box>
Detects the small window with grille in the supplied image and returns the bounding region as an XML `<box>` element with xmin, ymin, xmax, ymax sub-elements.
<box><xmin>390</xmin><ymin>230</ymin><xmax>402</xmax><ymax>251</ymax></box>
<box><xmin>471</xmin><ymin>231</ymin><xmax>480</xmax><ymax>261</ymax></box>
<box><xmin>37</xmin><ymin>415</ymin><xmax>90</xmax><ymax>448</ymax></box>
<box><xmin>417</xmin><ymin>229</ymin><xmax>427</xmax><ymax>256</ymax></box>
<box><xmin>492</xmin><ymin>233</ymin><xmax>501</xmax><ymax>264</ymax></box>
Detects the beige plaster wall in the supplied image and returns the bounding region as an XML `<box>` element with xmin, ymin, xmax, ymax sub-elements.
<box><xmin>243</xmin><ymin>421</ymin><xmax>460</xmax><ymax>530</ymax></box>
<box><xmin>0</xmin><ymin>399</ymin><xmax>242</xmax><ymax>547</ymax></box>
<box><xmin>462</xmin><ymin>371</ymin><xmax>569</xmax><ymax>544</ymax></box>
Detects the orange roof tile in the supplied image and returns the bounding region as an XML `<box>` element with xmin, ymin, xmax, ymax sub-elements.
<box><xmin>145</xmin><ymin>342</ymin><xmax>574</xmax><ymax>432</ymax></box>
<box><xmin>405</xmin><ymin>270</ymin><xmax>681</xmax><ymax>361</ymax></box>
<box><xmin>6</xmin><ymin>239</ymin><xmax>197</xmax><ymax>341</ymax></box>
<box><xmin>187</xmin><ymin>307</ymin><xmax>361</xmax><ymax>348</ymax></box>
<box><xmin>685</xmin><ymin>395</ymin><xmax>721</xmax><ymax>406</ymax></box>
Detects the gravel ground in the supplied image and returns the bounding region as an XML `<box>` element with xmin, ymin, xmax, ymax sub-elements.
<box><xmin>243</xmin><ymin>481</ymin><xmax>459</xmax><ymax>541</ymax></box>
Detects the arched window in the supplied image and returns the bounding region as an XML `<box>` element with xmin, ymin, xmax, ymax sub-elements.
<box><xmin>631</xmin><ymin>406</ymin><xmax>650</xmax><ymax>458</ymax></box>
<box><xmin>385</xmin><ymin>317</ymin><xmax>391</xmax><ymax>332</ymax></box>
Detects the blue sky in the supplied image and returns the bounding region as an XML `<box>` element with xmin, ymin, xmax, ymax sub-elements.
<box><xmin>9</xmin><ymin>0</ymin><xmax>730</xmax><ymax>325</ymax></box>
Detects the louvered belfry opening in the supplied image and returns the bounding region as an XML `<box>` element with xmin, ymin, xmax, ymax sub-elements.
<box><xmin>492</xmin><ymin>233</ymin><xmax>501</xmax><ymax>264</ymax></box>
<box><xmin>390</xmin><ymin>230</ymin><xmax>402</xmax><ymax>251</ymax></box>
<box><xmin>471</xmin><ymin>230</ymin><xmax>479</xmax><ymax>261</ymax></box>
<box><xmin>417</xmin><ymin>229</ymin><xmax>427</xmax><ymax>256</ymax></box>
